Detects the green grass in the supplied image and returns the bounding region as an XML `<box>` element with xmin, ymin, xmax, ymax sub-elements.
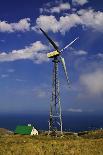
<box><xmin>0</xmin><ymin>129</ymin><xmax>103</xmax><ymax>155</ymax></box>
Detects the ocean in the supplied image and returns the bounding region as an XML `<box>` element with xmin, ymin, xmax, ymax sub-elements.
<box><xmin>0</xmin><ymin>113</ymin><xmax>103</xmax><ymax>132</ymax></box>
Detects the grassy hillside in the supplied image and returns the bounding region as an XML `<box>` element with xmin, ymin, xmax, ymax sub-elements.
<box><xmin>0</xmin><ymin>129</ymin><xmax>103</xmax><ymax>155</ymax></box>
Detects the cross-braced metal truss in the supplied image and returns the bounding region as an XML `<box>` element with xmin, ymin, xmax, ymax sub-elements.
<box><xmin>49</xmin><ymin>57</ymin><xmax>63</xmax><ymax>135</ymax></box>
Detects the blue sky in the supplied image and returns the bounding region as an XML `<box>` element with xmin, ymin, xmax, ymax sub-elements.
<box><xmin>0</xmin><ymin>0</ymin><xmax>103</xmax><ymax>114</ymax></box>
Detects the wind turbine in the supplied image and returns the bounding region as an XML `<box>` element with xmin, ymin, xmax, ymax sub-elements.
<box><xmin>40</xmin><ymin>28</ymin><xmax>78</xmax><ymax>135</ymax></box>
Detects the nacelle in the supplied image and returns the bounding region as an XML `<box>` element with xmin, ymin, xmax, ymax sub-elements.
<box><xmin>47</xmin><ymin>50</ymin><xmax>60</xmax><ymax>58</ymax></box>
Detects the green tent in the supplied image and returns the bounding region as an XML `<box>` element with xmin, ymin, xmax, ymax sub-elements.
<box><xmin>15</xmin><ymin>125</ymin><xmax>33</xmax><ymax>135</ymax></box>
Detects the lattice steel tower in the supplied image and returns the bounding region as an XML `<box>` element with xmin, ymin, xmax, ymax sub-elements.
<box><xmin>40</xmin><ymin>28</ymin><xmax>78</xmax><ymax>134</ymax></box>
<box><xmin>49</xmin><ymin>57</ymin><xmax>62</xmax><ymax>134</ymax></box>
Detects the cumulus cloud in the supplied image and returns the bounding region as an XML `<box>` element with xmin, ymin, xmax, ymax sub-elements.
<box><xmin>79</xmin><ymin>10</ymin><xmax>103</xmax><ymax>32</ymax></box>
<box><xmin>12</xmin><ymin>18</ymin><xmax>30</xmax><ymax>31</ymax></box>
<box><xmin>0</xmin><ymin>21</ymin><xmax>13</xmax><ymax>32</ymax></box>
<box><xmin>0</xmin><ymin>18</ymin><xmax>30</xmax><ymax>32</ymax></box>
<box><xmin>34</xmin><ymin>9</ymin><xmax>103</xmax><ymax>34</ymax></box>
<box><xmin>34</xmin><ymin>14</ymin><xmax>81</xmax><ymax>34</ymax></box>
<box><xmin>80</xmin><ymin>69</ymin><xmax>103</xmax><ymax>95</ymax></box>
<box><xmin>59</xmin><ymin>14</ymin><xmax>81</xmax><ymax>34</ymax></box>
<box><xmin>33</xmin><ymin>15</ymin><xmax>59</xmax><ymax>33</ymax></box>
<box><xmin>51</xmin><ymin>3</ymin><xmax>70</xmax><ymax>13</ymax></box>
<box><xmin>0</xmin><ymin>41</ymin><xmax>49</xmax><ymax>63</ymax></box>
<box><xmin>40</xmin><ymin>2</ymin><xmax>70</xmax><ymax>14</ymax></box>
<box><xmin>0</xmin><ymin>8</ymin><xmax>103</xmax><ymax>34</ymax></box>
<box><xmin>72</xmin><ymin>0</ymin><xmax>88</xmax><ymax>6</ymax></box>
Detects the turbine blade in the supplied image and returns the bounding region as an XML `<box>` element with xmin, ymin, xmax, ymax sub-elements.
<box><xmin>40</xmin><ymin>28</ymin><xmax>59</xmax><ymax>51</ymax></box>
<box><xmin>60</xmin><ymin>56</ymin><xmax>70</xmax><ymax>86</ymax></box>
<box><xmin>60</xmin><ymin>37</ymin><xmax>79</xmax><ymax>53</ymax></box>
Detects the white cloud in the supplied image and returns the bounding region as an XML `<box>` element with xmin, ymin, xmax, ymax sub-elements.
<box><xmin>0</xmin><ymin>9</ymin><xmax>103</xmax><ymax>35</ymax></box>
<box><xmin>1</xmin><ymin>74</ymin><xmax>9</xmax><ymax>78</ymax></box>
<box><xmin>34</xmin><ymin>9</ymin><xmax>103</xmax><ymax>34</ymax></box>
<box><xmin>1</xmin><ymin>40</ymin><xmax>5</xmax><ymax>43</ymax></box>
<box><xmin>32</xmin><ymin>85</ymin><xmax>50</xmax><ymax>99</ymax></box>
<box><xmin>0</xmin><ymin>18</ymin><xmax>30</xmax><ymax>32</ymax></box>
<box><xmin>12</xmin><ymin>18</ymin><xmax>30</xmax><ymax>32</ymax></box>
<box><xmin>0</xmin><ymin>21</ymin><xmax>13</xmax><ymax>32</ymax></box>
<box><xmin>80</xmin><ymin>10</ymin><xmax>103</xmax><ymax>32</ymax></box>
<box><xmin>0</xmin><ymin>41</ymin><xmax>49</xmax><ymax>63</ymax></box>
<box><xmin>51</xmin><ymin>3</ymin><xmax>70</xmax><ymax>13</ymax></box>
<box><xmin>67</xmin><ymin>108</ymin><xmax>83</xmax><ymax>112</ymax></box>
<box><xmin>80</xmin><ymin>69</ymin><xmax>103</xmax><ymax>95</ymax></box>
<box><xmin>73</xmin><ymin>50</ymin><xmax>88</xmax><ymax>55</ymax></box>
<box><xmin>7</xmin><ymin>69</ymin><xmax>15</xmax><ymax>73</ymax></box>
<box><xmin>33</xmin><ymin>15</ymin><xmax>59</xmax><ymax>33</ymax></box>
<box><xmin>34</xmin><ymin>89</ymin><xmax>46</xmax><ymax>98</ymax></box>
<box><xmin>40</xmin><ymin>2</ymin><xmax>70</xmax><ymax>14</ymax></box>
<box><xmin>34</xmin><ymin>14</ymin><xmax>81</xmax><ymax>34</ymax></box>
<box><xmin>97</xmin><ymin>53</ymin><xmax>103</xmax><ymax>58</ymax></box>
<box><xmin>59</xmin><ymin>14</ymin><xmax>81</xmax><ymax>34</ymax></box>
<box><xmin>72</xmin><ymin>0</ymin><xmax>88</xmax><ymax>6</ymax></box>
<box><xmin>16</xmin><ymin>78</ymin><xmax>26</xmax><ymax>82</ymax></box>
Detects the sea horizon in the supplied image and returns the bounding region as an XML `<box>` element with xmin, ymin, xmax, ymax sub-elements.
<box><xmin>0</xmin><ymin>112</ymin><xmax>103</xmax><ymax>132</ymax></box>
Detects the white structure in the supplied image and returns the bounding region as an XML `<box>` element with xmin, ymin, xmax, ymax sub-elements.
<box><xmin>31</xmin><ymin>127</ymin><xmax>38</xmax><ymax>135</ymax></box>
